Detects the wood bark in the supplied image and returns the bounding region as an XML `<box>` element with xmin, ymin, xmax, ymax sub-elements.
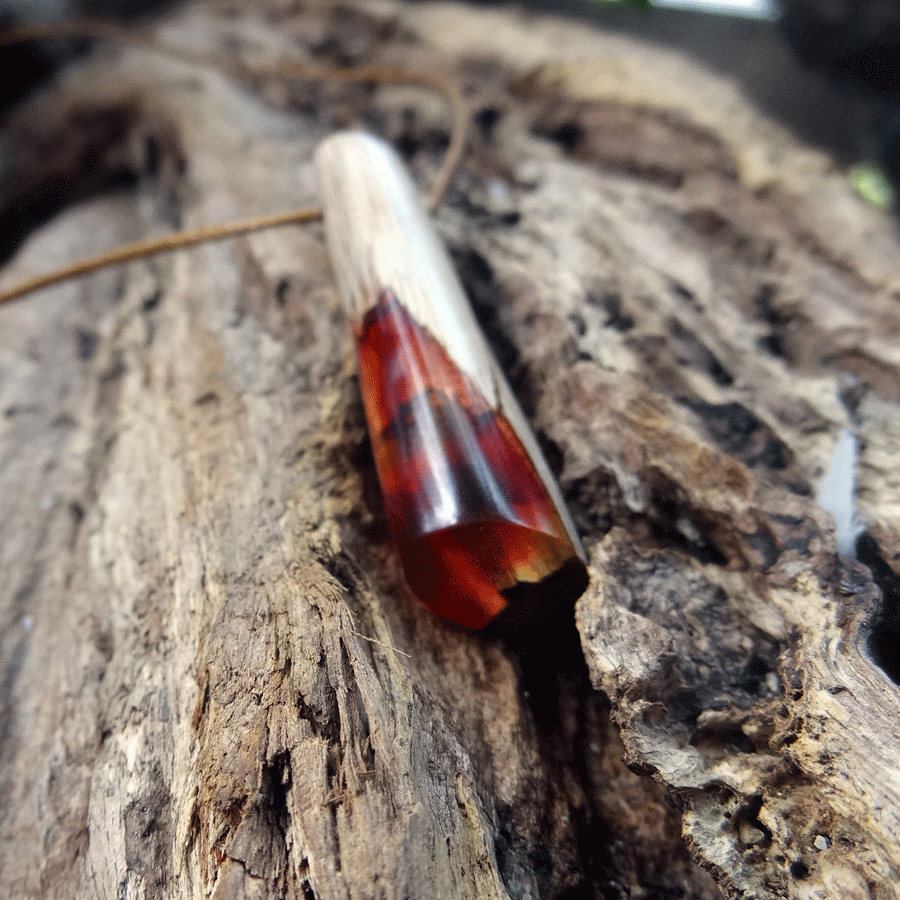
<box><xmin>1</xmin><ymin>1</ymin><xmax>899</xmax><ymax>898</ymax></box>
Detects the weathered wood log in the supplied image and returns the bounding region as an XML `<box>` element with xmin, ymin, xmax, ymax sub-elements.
<box><xmin>1</xmin><ymin>2</ymin><xmax>898</xmax><ymax>898</ymax></box>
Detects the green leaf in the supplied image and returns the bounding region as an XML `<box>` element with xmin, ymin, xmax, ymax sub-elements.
<box><xmin>850</xmin><ymin>162</ymin><xmax>896</xmax><ymax>210</ymax></box>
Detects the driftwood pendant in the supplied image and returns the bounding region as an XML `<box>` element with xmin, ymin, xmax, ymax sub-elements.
<box><xmin>315</xmin><ymin>132</ymin><xmax>589</xmax><ymax>629</ymax></box>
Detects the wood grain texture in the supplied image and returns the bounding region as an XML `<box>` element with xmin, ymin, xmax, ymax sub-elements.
<box><xmin>0</xmin><ymin>1</ymin><xmax>898</xmax><ymax>898</ymax></box>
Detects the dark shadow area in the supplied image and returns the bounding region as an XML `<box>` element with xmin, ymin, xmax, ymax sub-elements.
<box><xmin>0</xmin><ymin>2</ymin><xmax>187</xmax><ymax>266</ymax></box>
<box><xmin>858</xmin><ymin>531</ymin><xmax>900</xmax><ymax>684</ymax></box>
<box><xmin>0</xmin><ymin>16</ymin><xmax>57</xmax><ymax>116</ymax></box>
<box><xmin>487</xmin><ymin>606</ymin><xmax>625</xmax><ymax>899</ymax></box>
<box><xmin>0</xmin><ymin>2</ymin><xmax>177</xmax><ymax>113</ymax></box>
<box><xmin>0</xmin><ymin>103</ymin><xmax>144</xmax><ymax>266</ymax></box>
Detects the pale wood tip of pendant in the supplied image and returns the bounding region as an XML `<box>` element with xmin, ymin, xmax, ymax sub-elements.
<box><xmin>313</xmin><ymin>130</ymin><xmax>392</xmax><ymax>171</ymax></box>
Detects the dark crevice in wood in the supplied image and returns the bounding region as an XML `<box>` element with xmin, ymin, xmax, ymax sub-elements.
<box><xmin>451</xmin><ymin>243</ymin><xmax>521</xmax><ymax>374</ymax></box>
<box><xmin>0</xmin><ymin>94</ymin><xmax>187</xmax><ymax>265</ymax></box>
<box><xmin>857</xmin><ymin>532</ymin><xmax>900</xmax><ymax>684</ymax></box>
<box><xmin>592</xmin><ymin>291</ymin><xmax>635</xmax><ymax>332</ymax></box>
<box><xmin>566</xmin><ymin>467</ymin><xmax>628</xmax><ymax>540</ymax></box>
<box><xmin>646</xmin><ymin>476</ymin><xmax>730</xmax><ymax>567</ymax></box>
<box><xmin>526</xmin><ymin>97</ymin><xmax>739</xmax><ymax>189</ymax></box>
<box><xmin>0</xmin><ymin>19</ymin><xmax>58</xmax><ymax>116</ymax></box>
<box><xmin>667</xmin><ymin>319</ymin><xmax>734</xmax><ymax>388</ymax></box>
<box><xmin>475</xmin><ymin>105</ymin><xmax>502</xmax><ymax>139</ymax></box>
<box><xmin>263</xmin><ymin>751</ymin><xmax>292</xmax><ymax>836</ymax></box>
<box><xmin>0</xmin><ymin>105</ymin><xmax>140</xmax><ymax>265</ymax></box>
<box><xmin>495</xmin><ymin>617</ymin><xmax>623</xmax><ymax>899</ymax></box>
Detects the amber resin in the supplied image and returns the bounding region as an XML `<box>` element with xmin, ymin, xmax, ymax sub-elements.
<box><xmin>356</xmin><ymin>289</ymin><xmax>587</xmax><ymax>629</ymax></box>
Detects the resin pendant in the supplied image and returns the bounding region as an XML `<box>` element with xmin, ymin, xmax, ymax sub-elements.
<box><xmin>315</xmin><ymin>132</ymin><xmax>588</xmax><ymax>629</ymax></box>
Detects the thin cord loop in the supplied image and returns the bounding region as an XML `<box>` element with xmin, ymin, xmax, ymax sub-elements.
<box><xmin>0</xmin><ymin>208</ymin><xmax>322</xmax><ymax>304</ymax></box>
<box><xmin>0</xmin><ymin>20</ymin><xmax>469</xmax><ymax>306</ymax></box>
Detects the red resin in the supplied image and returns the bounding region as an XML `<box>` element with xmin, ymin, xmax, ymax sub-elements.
<box><xmin>355</xmin><ymin>289</ymin><xmax>585</xmax><ymax>629</ymax></box>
